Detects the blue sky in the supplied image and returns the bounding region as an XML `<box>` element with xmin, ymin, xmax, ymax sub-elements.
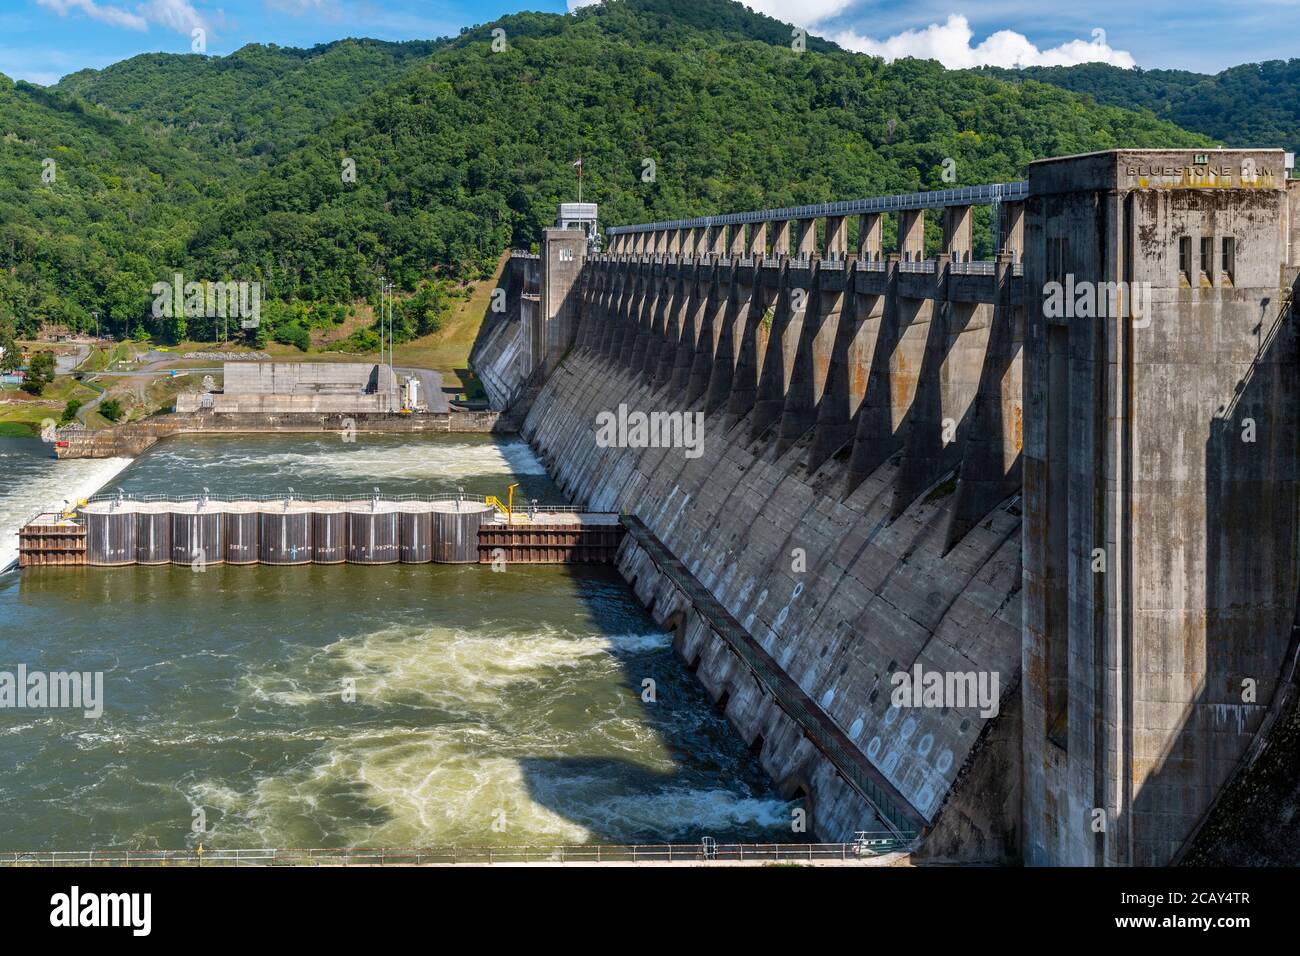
<box><xmin>1</xmin><ymin>0</ymin><xmax>1296</xmax><ymax>86</ymax></box>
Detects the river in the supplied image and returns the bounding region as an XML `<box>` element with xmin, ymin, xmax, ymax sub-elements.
<box><xmin>0</xmin><ymin>433</ymin><xmax>795</xmax><ymax>851</ymax></box>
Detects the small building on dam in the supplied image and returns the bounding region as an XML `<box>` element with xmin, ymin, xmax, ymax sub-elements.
<box><xmin>470</xmin><ymin>149</ymin><xmax>1300</xmax><ymax>866</ymax></box>
<box><xmin>175</xmin><ymin>362</ymin><xmax>411</xmax><ymax>414</ymax></box>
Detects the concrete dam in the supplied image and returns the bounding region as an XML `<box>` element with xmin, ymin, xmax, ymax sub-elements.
<box><xmin>473</xmin><ymin>149</ymin><xmax>1300</xmax><ymax>866</ymax></box>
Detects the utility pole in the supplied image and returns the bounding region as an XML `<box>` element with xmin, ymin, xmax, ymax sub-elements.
<box><xmin>377</xmin><ymin>276</ymin><xmax>386</xmax><ymax>369</ymax></box>
<box><xmin>386</xmin><ymin>279</ymin><xmax>396</xmax><ymax>406</ymax></box>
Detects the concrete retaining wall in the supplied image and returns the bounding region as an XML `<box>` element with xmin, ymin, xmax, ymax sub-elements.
<box><xmin>54</xmin><ymin>410</ymin><xmax>503</xmax><ymax>459</ymax></box>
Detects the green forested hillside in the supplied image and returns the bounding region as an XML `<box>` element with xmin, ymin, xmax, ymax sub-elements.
<box><xmin>55</xmin><ymin>38</ymin><xmax>442</xmax><ymax>166</ymax></box>
<box><xmin>188</xmin><ymin>0</ymin><xmax>1209</xmax><ymax>317</ymax></box>
<box><xmin>977</xmin><ymin>59</ymin><xmax>1300</xmax><ymax>155</ymax></box>
<box><xmin>0</xmin><ymin>75</ymin><xmax>229</xmax><ymax>338</ymax></box>
<box><xmin>1</xmin><ymin>0</ymin><xmax>1216</xmax><ymax>345</ymax></box>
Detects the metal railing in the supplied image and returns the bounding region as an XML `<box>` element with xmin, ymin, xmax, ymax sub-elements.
<box><xmin>82</xmin><ymin>491</ymin><xmax>566</xmax><ymax>506</ymax></box>
<box><xmin>950</xmin><ymin>260</ymin><xmax>998</xmax><ymax>275</ymax></box>
<box><xmin>606</xmin><ymin>181</ymin><xmax>1028</xmax><ymax>235</ymax></box>
<box><xmin>0</xmin><ymin>838</ymin><xmax>905</xmax><ymax>867</ymax></box>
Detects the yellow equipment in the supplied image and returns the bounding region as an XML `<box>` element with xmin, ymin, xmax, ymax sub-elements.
<box><xmin>485</xmin><ymin>483</ymin><xmax>520</xmax><ymax>522</ymax></box>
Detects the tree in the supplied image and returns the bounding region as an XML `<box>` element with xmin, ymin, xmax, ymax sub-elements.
<box><xmin>60</xmin><ymin>399</ymin><xmax>82</xmax><ymax>424</ymax></box>
<box><xmin>99</xmin><ymin>398</ymin><xmax>123</xmax><ymax>422</ymax></box>
<box><xmin>23</xmin><ymin>351</ymin><xmax>55</xmax><ymax>395</ymax></box>
<box><xmin>0</xmin><ymin>322</ymin><xmax>19</xmax><ymax>372</ymax></box>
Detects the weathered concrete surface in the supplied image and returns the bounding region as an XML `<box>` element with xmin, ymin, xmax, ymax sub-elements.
<box><xmin>1181</xmin><ymin>642</ymin><xmax>1300</xmax><ymax>865</ymax></box>
<box><xmin>520</xmin><ymin>151</ymin><xmax>1300</xmax><ymax>864</ymax></box>
<box><xmin>471</xmin><ymin>252</ymin><xmax>538</xmax><ymax>412</ymax></box>
<box><xmin>523</xmin><ymin>319</ymin><xmax>1024</xmax><ymax>854</ymax></box>
<box><xmin>176</xmin><ymin>362</ymin><xmax>401</xmax><ymax>413</ymax></box>
<box><xmin>1022</xmin><ymin>149</ymin><xmax>1300</xmax><ymax>867</ymax></box>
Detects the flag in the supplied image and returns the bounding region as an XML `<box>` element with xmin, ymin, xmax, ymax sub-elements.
<box><xmin>572</xmin><ymin>156</ymin><xmax>583</xmax><ymax>175</ymax></box>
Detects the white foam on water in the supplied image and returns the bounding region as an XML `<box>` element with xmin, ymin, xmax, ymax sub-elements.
<box><xmin>578</xmin><ymin>788</ymin><xmax>795</xmax><ymax>837</ymax></box>
<box><xmin>210</xmin><ymin>622</ymin><xmax>697</xmax><ymax>846</ymax></box>
<box><xmin>247</xmin><ymin>623</ymin><xmax>668</xmax><ymax>713</ymax></box>
<box><xmin>604</xmin><ymin>631</ymin><xmax>673</xmax><ymax>653</ymax></box>
<box><xmin>147</xmin><ymin>439</ymin><xmax>547</xmax><ymax>481</ymax></box>
<box><xmin>0</xmin><ymin>452</ymin><xmax>132</xmax><ymax>572</ymax></box>
<box><xmin>191</xmin><ymin>727</ymin><xmax>595</xmax><ymax>848</ymax></box>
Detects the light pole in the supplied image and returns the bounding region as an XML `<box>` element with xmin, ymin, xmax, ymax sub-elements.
<box><xmin>385</xmin><ymin>280</ymin><xmax>396</xmax><ymax>409</ymax></box>
<box><xmin>386</xmin><ymin>280</ymin><xmax>395</xmax><ymax>379</ymax></box>
<box><xmin>377</xmin><ymin>276</ymin><xmax>386</xmax><ymax>369</ymax></box>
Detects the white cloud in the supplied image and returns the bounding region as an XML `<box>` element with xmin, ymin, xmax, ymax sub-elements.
<box><xmin>266</xmin><ymin>0</ymin><xmax>336</xmax><ymax>14</ymax></box>
<box><xmin>37</xmin><ymin>0</ymin><xmax>147</xmax><ymax>31</ymax></box>
<box><xmin>739</xmin><ymin>0</ymin><xmax>857</xmax><ymax>27</ymax></box>
<box><xmin>37</xmin><ymin>0</ymin><xmax>207</xmax><ymax>34</ymax></box>
<box><xmin>832</xmin><ymin>14</ymin><xmax>1136</xmax><ymax>69</ymax></box>
<box><xmin>567</xmin><ymin>0</ymin><xmax>601</xmax><ymax>11</ymax></box>
<box><xmin>136</xmin><ymin>0</ymin><xmax>207</xmax><ymax>34</ymax></box>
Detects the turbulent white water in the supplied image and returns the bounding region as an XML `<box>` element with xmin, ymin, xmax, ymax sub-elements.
<box><xmin>219</xmin><ymin>621</ymin><xmax>788</xmax><ymax>847</ymax></box>
<box><xmin>0</xmin><ymin>434</ymin><xmax>796</xmax><ymax>850</ymax></box>
<box><xmin>0</xmin><ymin>441</ymin><xmax>131</xmax><ymax>571</ymax></box>
<box><xmin>140</xmin><ymin>439</ymin><xmax>547</xmax><ymax>481</ymax></box>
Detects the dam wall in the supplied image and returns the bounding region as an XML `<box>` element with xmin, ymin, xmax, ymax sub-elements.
<box><xmin>1022</xmin><ymin>150</ymin><xmax>1300</xmax><ymax>866</ymax></box>
<box><xmin>472</xmin><ymin>231</ymin><xmax>590</xmax><ymax>419</ymax></box>
<box><xmin>524</xmin><ymin>187</ymin><xmax>1032</xmax><ymax>855</ymax></box>
<box><xmin>472</xmin><ymin>252</ymin><xmax>538</xmax><ymax>410</ymax></box>
<box><xmin>514</xmin><ymin>149</ymin><xmax>1300</xmax><ymax>863</ymax></box>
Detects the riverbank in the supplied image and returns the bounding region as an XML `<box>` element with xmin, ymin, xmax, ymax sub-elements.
<box><xmin>54</xmin><ymin>409</ymin><xmax>506</xmax><ymax>459</ymax></box>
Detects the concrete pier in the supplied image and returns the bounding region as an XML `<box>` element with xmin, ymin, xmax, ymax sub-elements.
<box><xmin>21</xmin><ymin>497</ymin><xmax>623</xmax><ymax>567</ymax></box>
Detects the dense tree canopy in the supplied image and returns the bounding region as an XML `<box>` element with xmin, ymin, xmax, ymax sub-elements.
<box><xmin>977</xmin><ymin>59</ymin><xmax>1300</xmax><ymax>155</ymax></box>
<box><xmin>188</xmin><ymin>0</ymin><xmax>1211</xmax><ymax>310</ymax></box>
<box><xmin>0</xmin><ymin>0</ymin><xmax>1226</xmax><ymax>346</ymax></box>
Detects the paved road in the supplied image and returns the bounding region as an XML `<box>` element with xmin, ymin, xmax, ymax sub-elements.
<box><xmin>55</xmin><ymin>346</ymin><xmax>90</xmax><ymax>375</ymax></box>
<box><xmin>394</xmin><ymin>366</ymin><xmax>449</xmax><ymax>413</ymax></box>
<box><xmin>90</xmin><ymin>368</ymin><xmax>222</xmax><ymax>377</ymax></box>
